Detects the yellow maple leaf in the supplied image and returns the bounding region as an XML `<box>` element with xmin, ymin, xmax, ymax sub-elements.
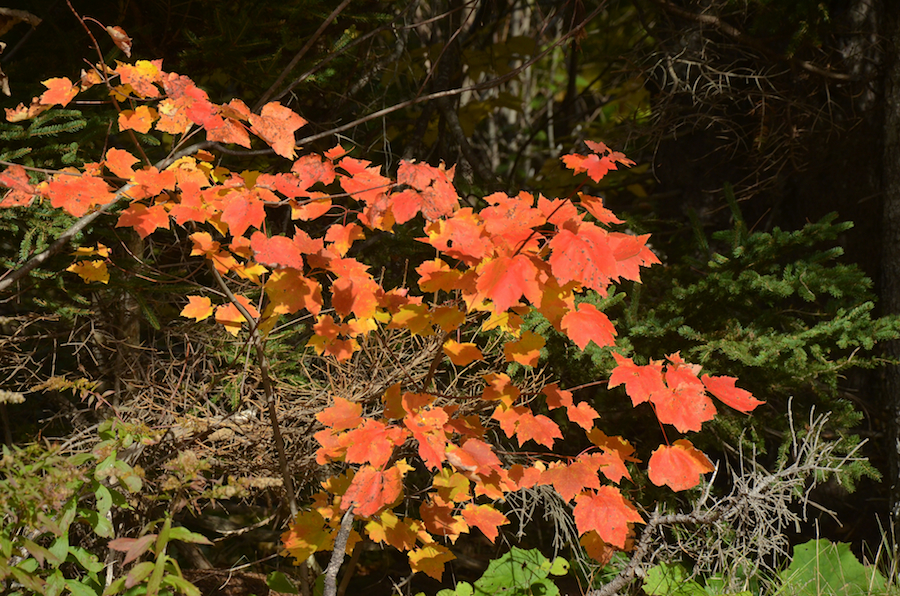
<box><xmin>67</xmin><ymin>260</ymin><xmax>109</xmax><ymax>284</ymax></box>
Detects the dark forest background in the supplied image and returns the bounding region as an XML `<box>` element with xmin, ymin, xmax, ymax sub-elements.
<box><xmin>2</xmin><ymin>0</ymin><xmax>900</xmax><ymax>594</ymax></box>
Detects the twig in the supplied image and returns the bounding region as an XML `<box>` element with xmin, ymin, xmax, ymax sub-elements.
<box><xmin>209</xmin><ymin>264</ymin><xmax>298</xmax><ymax>517</ymax></box>
<box><xmin>650</xmin><ymin>0</ymin><xmax>852</xmax><ymax>82</ymax></box>
<box><xmin>254</xmin><ymin>0</ymin><xmax>353</xmax><ymax>111</ymax></box>
<box><xmin>0</xmin><ymin>142</ymin><xmax>209</xmax><ymax>295</ymax></box>
<box><xmin>323</xmin><ymin>507</ymin><xmax>356</xmax><ymax>596</ymax></box>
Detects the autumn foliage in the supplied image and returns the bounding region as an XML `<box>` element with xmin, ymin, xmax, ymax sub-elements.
<box><xmin>0</xmin><ymin>57</ymin><xmax>763</xmax><ymax>580</ymax></box>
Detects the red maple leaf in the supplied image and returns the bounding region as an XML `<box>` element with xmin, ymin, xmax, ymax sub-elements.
<box><xmin>220</xmin><ymin>189</ymin><xmax>266</xmax><ymax>238</ymax></box>
<box><xmin>701</xmin><ymin>374</ymin><xmax>764</xmax><ymax>413</ymax></box>
<box><xmin>548</xmin><ymin>223</ymin><xmax>617</xmax><ymax>293</ymax></box>
<box><xmin>476</xmin><ymin>254</ymin><xmax>542</xmax><ymax>313</ymax></box>
<box><xmin>250</xmin><ymin>232</ymin><xmax>304</xmax><ymax>270</ymax></box>
<box><xmin>0</xmin><ymin>164</ymin><xmax>36</xmax><ymax>207</ymax></box>
<box><xmin>344</xmin><ymin>419</ymin><xmax>406</xmax><ymax>469</ymax></box>
<box><xmin>342</xmin><ymin>464</ymin><xmax>404</xmax><ymax>517</ymax></box>
<box><xmin>512</xmin><ymin>410</ymin><xmax>562</xmax><ymax>448</ymax></box>
<box><xmin>655</xmin><ymin>366</ymin><xmax>716</xmax><ymax>432</ymax></box>
<box><xmin>560</xmin><ymin>302</ymin><xmax>617</xmax><ymax>350</ymax></box>
<box><xmin>648</xmin><ymin>439</ymin><xmax>714</xmax><ymax>491</ymax></box>
<box><xmin>390</xmin><ymin>161</ymin><xmax>458</xmax><ymax>223</ymax></box>
<box><xmin>608</xmin><ymin>353</ymin><xmax>667</xmax><ymax>406</ymax></box>
<box><xmin>250</xmin><ymin>101</ymin><xmax>307</xmax><ymax>159</ymax></box>
<box><xmin>573</xmin><ymin>486</ymin><xmax>642</xmax><ymax>548</ymax></box>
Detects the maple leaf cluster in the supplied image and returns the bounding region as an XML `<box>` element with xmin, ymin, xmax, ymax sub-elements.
<box><xmin>0</xmin><ymin>58</ymin><xmax>764</xmax><ymax>580</ymax></box>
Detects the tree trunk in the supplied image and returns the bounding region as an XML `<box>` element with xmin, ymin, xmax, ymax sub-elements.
<box><xmin>881</xmin><ymin>0</ymin><xmax>900</xmax><ymax>533</ymax></box>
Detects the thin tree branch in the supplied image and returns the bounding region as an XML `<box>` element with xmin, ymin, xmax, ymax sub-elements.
<box><xmin>0</xmin><ymin>142</ymin><xmax>210</xmax><ymax>295</ymax></box>
<box><xmin>209</xmin><ymin>264</ymin><xmax>299</xmax><ymax>517</ymax></box>
<box><xmin>254</xmin><ymin>0</ymin><xmax>354</xmax><ymax>111</ymax></box>
<box><xmin>650</xmin><ymin>0</ymin><xmax>853</xmax><ymax>81</ymax></box>
<box><xmin>323</xmin><ymin>507</ymin><xmax>356</xmax><ymax>596</ymax></box>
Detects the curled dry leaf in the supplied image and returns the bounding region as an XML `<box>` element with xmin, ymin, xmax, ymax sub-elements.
<box><xmin>106</xmin><ymin>25</ymin><xmax>132</xmax><ymax>57</ymax></box>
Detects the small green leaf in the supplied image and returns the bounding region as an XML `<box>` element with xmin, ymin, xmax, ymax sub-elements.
<box><xmin>163</xmin><ymin>574</ymin><xmax>201</xmax><ymax>596</ymax></box>
<box><xmin>548</xmin><ymin>556</ymin><xmax>569</xmax><ymax>576</ymax></box>
<box><xmin>168</xmin><ymin>527</ymin><xmax>212</xmax><ymax>546</ymax></box>
<box><xmin>66</xmin><ymin>577</ymin><xmax>103</xmax><ymax>596</ymax></box>
<box><xmin>125</xmin><ymin>561</ymin><xmax>156</xmax><ymax>589</ymax></box>
<box><xmin>643</xmin><ymin>563</ymin><xmax>707</xmax><ymax>596</ymax></box>
<box><xmin>48</xmin><ymin>533</ymin><xmax>69</xmax><ymax>564</ymax></box>
<box><xmin>69</xmin><ymin>545</ymin><xmax>106</xmax><ymax>573</ymax></box>
<box><xmin>266</xmin><ymin>571</ymin><xmax>299</xmax><ymax>594</ymax></box>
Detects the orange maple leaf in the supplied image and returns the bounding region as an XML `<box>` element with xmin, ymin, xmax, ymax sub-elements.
<box><xmin>264</xmin><ymin>269</ymin><xmax>323</xmax><ymax>315</ymax></box>
<box><xmin>390</xmin><ymin>161</ymin><xmax>458</xmax><ymax>223</ymax></box>
<box><xmin>118</xmin><ymin>106</ymin><xmax>157</xmax><ymax>134</ymax></box>
<box><xmin>460</xmin><ymin>503</ymin><xmax>508</xmax><ymax>542</ymax></box>
<box><xmin>344</xmin><ymin>420</ymin><xmax>406</xmax><ymax>469</ymax></box>
<box><xmin>116</xmin><ymin>203</ymin><xmax>170</xmax><ymax>238</ymax></box>
<box><xmin>503</xmin><ymin>330</ymin><xmax>545</xmax><ymax>366</ymax></box>
<box><xmin>316</xmin><ymin>396</ymin><xmax>363</xmax><ymax>431</ymax></box>
<box><xmin>420</xmin><ymin>498</ymin><xmax>468</xmax><ymax>541</ymax></box>
<box><xmin>250</xmin><ymin>232</ymin><xmax>303</xmax><ymax>270</ymax></box>
<box><xmin>579</xmin><ymin>194</ymin><xmax>624</xmax><ymax>225</ymax></box>
<box><xmin>443</xmin><ymin>340</ymin><xmax>483</xmax><ymax>366</ymax></box>
<box><xmin>408</xmin><ymin>544</ymin><xmax>455</xmax><ymax>581</ymax></box>
<box><xmin>249</xmin><ymin>101</ymin><xmax>306</xmax><ymax>159</ymax></box>
<box><xmin>656</xmin><ymin>366</ymin><xmax>717</xmax><ymax>432</ymax></box>
<box><xmin>115</xmin><ymin>60</ymin><xmax>162</xmax><ymax>98</ymax></box>
<box><xmin>512</xmin><ymin>410</ymin><xmax>562</xmax><ymax>448</ymax></box>
<box><xmin>180</xmin><ymin>295</ymin><xmax>213</xmax><ymax>321</ymax></box>
<box><xmin>39</xmin><ymin>77</ymin><xmax>78</xmax><ymax>107</ymax></box>
<box><xmin>539</xmin><ymin>460</ymin><xmax>601</xmax><ymax>502</ymax></box>
<box><xmin>105</xmin><ymin>148</ymin><xmax>138</xmax><ymax>179</ymax></box>
<box><xmin>648</xmin><ymin>439</ymin><xmax>714</xmax><ymax>491</ymax></box>
<box><xmin>47</xmin><ymin>174</ymin><xmax>115</xmax><ymax>217</ymax></box>
<box><xmin>214</xmin><ymin>295</ymin><xmax>260</xmax><ymax>336</ymax></box>
<box><xmin>573</xmin><ymin>486</ymin><xmax>642</xmax><ymax>549</ymax></box>
<box><xmin>608</xmin><ymin>354</ymin><xmax>667</xmax><ymax>406</ymax></box>
<box><xmin>325</xmin><ymin>222</ymin><xmax>365</xmax><ymax>257</ymax></box>
<box><xmin>365</xmin><ymin>511</ymin><xmax>418</xmax><ymax>551</ymax></box>
<box><xmin>282</xmin><ymin>510</ymin><xmax>333</xmax><ymax>563</ymax></box>
<box><xmin>220</xmin><ymin>189</ymin><xmax>266</xmax><ymax>238</ymax></box>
